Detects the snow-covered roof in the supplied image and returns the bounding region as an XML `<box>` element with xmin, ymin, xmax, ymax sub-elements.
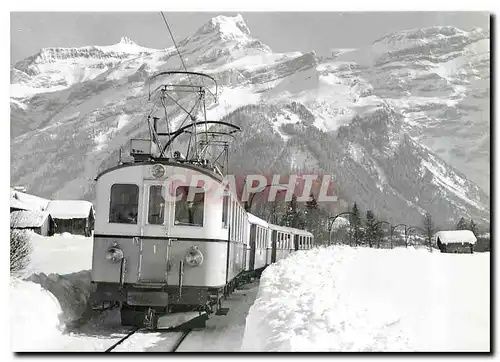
<box><xmin>435</xmin><ymin>230</ymin><xmax>477</xmax><ymax>245</ymax></box>
<box><xmin>247</xmin><ymin>213</ymin><xmax>269</xmax><ymax>228</ymax></box>
<box><xmin>10</xmin><ymin>189</ymin><xmax>49</xmax><ymax>211</ymax></box>
<box><xmin>11</xmin><ymin>210</ymin><xmax>51</xmax><ymax>228</ymax></box>
<box><xmin>10</xmin><ymin>198</ymin><xmax>32</xmax><ymax>211</ymax></box>
<box><xmin>46</xmin><ymin>200</ymin><xmax>94</xmax><ymax>219</ymax></box>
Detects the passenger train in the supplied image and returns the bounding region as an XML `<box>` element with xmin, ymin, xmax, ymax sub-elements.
<box><xmin>90</xmin><ymin>71</ymin><xmax>314</xmax><ymax>329</ymax></box>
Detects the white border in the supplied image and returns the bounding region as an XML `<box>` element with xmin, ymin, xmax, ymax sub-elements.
<box><xmin>3</xmin><ymin>0</ymin><xmax>497</xmax><ymax>360</ymax></box>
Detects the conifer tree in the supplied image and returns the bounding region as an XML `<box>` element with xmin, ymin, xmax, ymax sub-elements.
<box><xmin>350</xmin><ymin>202</ymin><xmax>363</xmax><ymax>246</ymax></box>
<box><xmin>469</xmin><ymin>219</ymin><xmax>478</xmax><ymax>236</ymax></box>
<box><xmin>456</xmin><ymin>217</ymin><xmax>468</xmax><ymax>230</ymax></box>
<box><xmin>365</xmin><ymin>210</ymin><xmax>376</xmax><ymax>248</ymax></box>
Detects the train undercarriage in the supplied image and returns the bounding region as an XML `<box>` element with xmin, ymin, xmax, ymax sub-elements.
<box><xmin>92</xmin><ymin>268</ymin><xmax>265</xmax><ymax>330</ymax></box>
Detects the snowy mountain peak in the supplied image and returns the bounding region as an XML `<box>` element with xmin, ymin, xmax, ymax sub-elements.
<box><xmin>118</xmin><ymin>36</ymin><xmax>137</xmax><ymax>45</ymax></box>
<box><xmin>196</xmin><ymin>14</ymin><xmax>251</xmax><ymax>40</ymax></box>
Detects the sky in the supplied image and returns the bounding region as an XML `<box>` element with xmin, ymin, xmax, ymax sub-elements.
<box><xmin>10</xmin><ymin>11</ymin><xmax>490</xmax><ymax>64</ymax></box>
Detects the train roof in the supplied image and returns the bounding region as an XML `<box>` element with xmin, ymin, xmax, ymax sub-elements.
<box><xmin>95</xmin><ymin>160</ymin><xmax>224</xmax><ymax>182</ymax></box>
<box><xmin>247</xmin><ymin>213</ymin><xmax>269</xmax><ymax>228</ymax></box>
<box><xmin>292</xmin><ymin>228</ymin><xmax>314</xmax><ymax>237</ymax></box>
<box><xmin>247</xmin><ymin>213</ymin><xmax>313</xmax><ymax>237</ymax></box>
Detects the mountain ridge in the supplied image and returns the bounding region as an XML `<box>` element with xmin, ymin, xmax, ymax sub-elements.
<box><xmin>10</xmin><ymin>15</ymin><xmax>490</xmax><ymax>227</ymax></box>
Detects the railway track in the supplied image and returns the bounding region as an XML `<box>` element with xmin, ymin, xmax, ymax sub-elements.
<box><xmin>104</xmin><ymin>327</ymin><xmax>140</xmax><ymax>352</ymax></box>
<box><xmin>105</xmin><ymin>328</ymin><xmax>192</xmax><ymax>352</ymax></box>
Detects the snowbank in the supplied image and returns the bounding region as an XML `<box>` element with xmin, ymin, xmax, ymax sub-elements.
<box><xmin>24</xmin><ymin>232</ymin><xmax>95</xmax><ymax>324</ymax></box>
<box><xmin>11</xmin><ymin>232</ymin><xmax>96</xmax><ymax>351</ymax></box>
<box><xmin>10</xmin><ymin>279</ymin><xmax>67</xmax><ymax>351</ymax></box>
<box><xmin>242</xmin><ymin>246</ymin><xmax>490</xmax><ymax>352</ymax></box>
<box><xmin>24</xmin><ymin>232</ymin><xmax>93</xmax><ymax>276</ymax></box>
<box><xmin>28</xmin><ymin>271</ymin><xmax>95</xmax><ymax>325</ymax></box>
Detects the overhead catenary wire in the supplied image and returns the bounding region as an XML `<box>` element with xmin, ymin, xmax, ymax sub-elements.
<box><xmin>160</xmin><ymin>12</ymin><xmax>191</xmax><ymax>78</ymax></box>
<box><xmin>158</xmin><ymin>11</ymin><xmax>198</xmax><ymax>158</ymax></box>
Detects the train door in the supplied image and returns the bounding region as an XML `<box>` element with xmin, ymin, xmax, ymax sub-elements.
<box><xmin>137</xmin><ymin>182</ymin><xmax>169</xmax><ymax>284</ymax></box>
<box><xmin>271</xmin><ymin>229</ymin><xmax>277</xmax><ymax>263</ymax></box>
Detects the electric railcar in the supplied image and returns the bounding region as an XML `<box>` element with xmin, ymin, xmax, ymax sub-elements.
<box><xmin>90</xmin><ymin>71</ymin><xmax>315</xmax><ymax>329</ymax></box>
<box><xmin>91</xmin><ymin>161</ymin><xmax>314</xmax><ymax>327</ymax></box>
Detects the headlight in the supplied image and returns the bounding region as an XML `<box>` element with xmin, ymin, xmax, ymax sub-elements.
<box><xmin>185</xmin><ymin>245</ymin><xmax>204</xmax><ymax>267</ymax></box>
<box><xmin>151</xmin><ymin>164</ymin><xmax>165</xmax><ymax>178</ymax></box>
<box><xmin>105</xmin><ymin>243</ymin><xmax>124</xmax><ymax>263</ymax></box>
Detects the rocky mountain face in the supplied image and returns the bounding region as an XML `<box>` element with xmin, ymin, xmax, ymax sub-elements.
<box><xmin>334</xmin><ymin>26</ymin><xmax>490</xmax><ymax>194</ymax></box>
<box><xmin>10</xmin><ymin>14</ymin><xmax>490</xmax><ymax>227</ymax></box>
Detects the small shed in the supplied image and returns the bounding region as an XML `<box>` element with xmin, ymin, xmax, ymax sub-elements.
<box><xmin>435</xmin><ymin>230</ymin><xmax>477</xmax><ymax>254</ymax></box>
<box><xmin>10</xmin><ymin>210</ymin><xmax>55</xmax><ymax>236</ymax></box>
<box><xmin>46</xmin><ymin>200</ymin><xmax>95</xmax><ymax>237</ymax></box>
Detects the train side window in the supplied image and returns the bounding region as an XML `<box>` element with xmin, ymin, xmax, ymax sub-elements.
<box><xmin>174</xmin><ymin>186</ymin><xmax>204</xmax><ymax>226</ymax></box>
<box><xmin>109</xmin><ymin>184</ymin><xmax>139</xmax><ymax>224</ymax></box>
<box><xmin>235</xmin><ymin>204</ymin><xmax>239</xmax><ymax>241</ymax></box>
<box><xmin>148</xmin><ymin>185</ymin><xmax>165</xmax><ymax>225</ymax></box>
<box><xmin>236</xmin><ymin>207</ymin><xmax>240</xmax><ymax>242</ymax></box>
<box><xmin>222</xmin><ymin>194</ymin><xmax>229</xmax><ymax>229</ymax></box>
<box><xmin>256</xmin><ymin>227</ymin><xmax>259</xmax><ymax>248</ymax></box>
<box><xmin>231</xmin><ymin>200</ymin><xmax>236</xmax><ymax>240</ymax></box>
<box><xmin>238</xmin><ymin>209</ymin><xmax>243</xmax><ymax>241</ymax></box>
<box><xmin>240</xmin><ymin>209</ymin><xmax>243</xmax><ymax>242</ymax></box>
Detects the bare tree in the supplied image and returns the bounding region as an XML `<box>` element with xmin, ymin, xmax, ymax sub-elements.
<box><xmin>10</xmin><ymin>213</ymin><xmax>32</xmax><ymax>275</ymax></box>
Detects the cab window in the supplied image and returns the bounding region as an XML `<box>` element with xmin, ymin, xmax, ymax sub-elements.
<box><xmin>109</xmin><ymin>184</ymin><xmax>139</xmax><ymax>224</ymax></box>
<box><xmin>174</xmin><ymin>186</ymin><xmax>204</xmax><ymax>226</ymax></box>
<box><xmin>148</xmin><ymin>185</ymin><xmax>165</xmax><ymax>225</ymax></box>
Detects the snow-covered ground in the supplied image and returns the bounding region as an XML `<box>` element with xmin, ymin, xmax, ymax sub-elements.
<box><xmin>10</xmin><ymin>232</ymin><xmax>109</xmax><ymax>352</ymax></box>
<box><xmin>175</xmin><ymin>281</ymin><xmax>259</xmax><ymax>352</ymax></box>
<box><xmin>242</xmin><ymin>246</ymin><xmax>490</xmax><ymax>352</ymax></box>
<box><xmin>11</xmin><ymin>230</ymin><xmax>490</xmax><ymax>352</ymax></box>
<box><xmin>10</xmin><ymin>230</ymin><xmax>260</xmax><ymax>352</ymax></box>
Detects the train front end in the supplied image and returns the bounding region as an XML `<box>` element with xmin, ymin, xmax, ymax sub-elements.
<box><xmin>91</xmin><ymin>161</ymin><xmax>247</xmax><ymax>328</ymax></box>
